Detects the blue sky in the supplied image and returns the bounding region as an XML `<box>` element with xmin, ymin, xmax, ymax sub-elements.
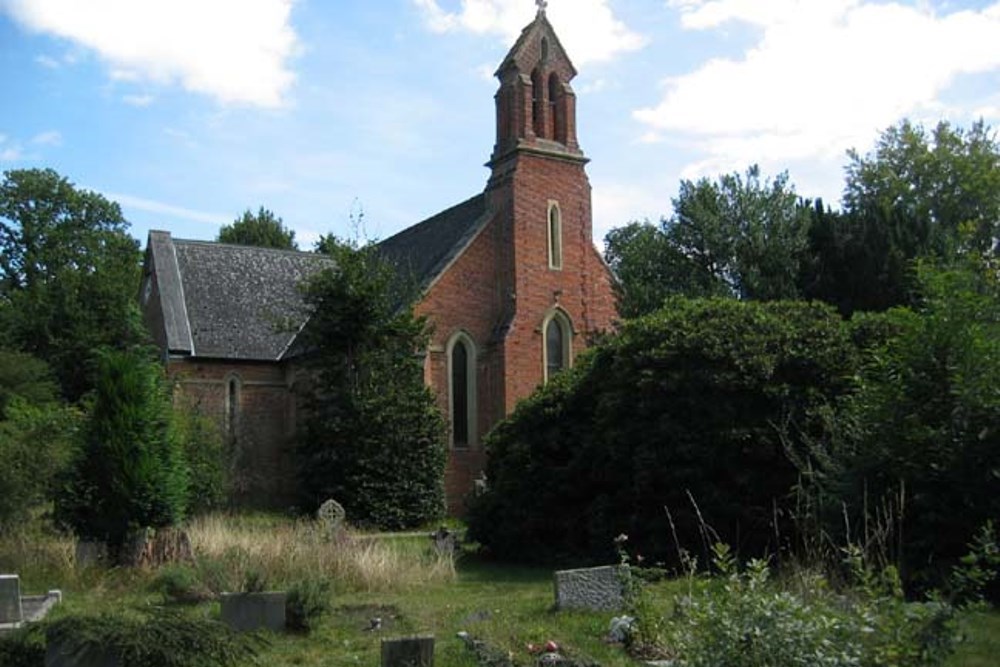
<box><xmin>2</xmin><ymin>0</ymin><xmax>999</xmax><ymax>249</ymax></box>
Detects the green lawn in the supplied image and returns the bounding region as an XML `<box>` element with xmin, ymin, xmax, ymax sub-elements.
<box><xmin>4</xmin><ymin>526</ymin><xmax>999</xmax><ymax>667</ymax></box>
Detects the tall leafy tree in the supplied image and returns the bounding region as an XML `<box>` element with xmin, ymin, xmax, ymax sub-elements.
<box><xmin>0</xmin><ymin>168</ymin><xmax>145</xmax><ymax>401</ymax></box>
<box><xmin>57</xmin><ymin>348</ymin><xmax>188</xmax><ymax>556</ymax></box>
<box><xmin>296</xmin><ymin>239</ymin><xmax>445</xmax><ymax>529</ymax></box>
<box><xmin>824</xmin><ymin>256</ymin><xmax>1000</xmax><ymax>590</ymax></box>
<box><xmin>803</xmin><ymin>119</ymin><xmax>1000</xmax><ymax>316</ymax></box>
<box><xmin>605</xmin><ymin>166</ymin><xmax>811</xmax><ymax>317</ymax></box>
<box><xmin>218</xmin><ymin>207</ymin><xmax>297</xmax><ymax>250</ymax></box>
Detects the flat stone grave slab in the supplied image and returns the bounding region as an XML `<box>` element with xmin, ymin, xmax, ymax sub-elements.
<box><xmin>553</xmin><ymin>565</ymin><xmax>625</xmax><ymax>612</ymax></box>
<box><xmin>1</xmin><ymin>574</ymin><xmax>23</xmax><ymax>626</ymax></box>
<box><xmin>220</xmin><ymin>592</ymin><xmax>287</xmax><ymax>633</ymax></box>
<box><xmin>382</xmin><ymin>636</ymin><xmax>435</xmax><ymax>667</ymax></box>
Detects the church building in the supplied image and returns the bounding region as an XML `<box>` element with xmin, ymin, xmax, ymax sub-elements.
<box><xmin>140</xmin><ymin>7</ymin><xmax>618</xmax><ymax>513</ymax></box>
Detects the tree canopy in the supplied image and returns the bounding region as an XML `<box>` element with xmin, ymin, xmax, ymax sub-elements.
<box><xmin>218</xmin><ymin>207</ymin><xmax>297</xmax><ymax>250</ymax></box>
<box><xmin>296</xmin><ymin>238</ymin><xmax>446</xmax><ymax>529</ymax></box>
<box><xmin>606</xmin><ymin>166</ymin><xmax>811</xmax><ymax>317</ymax></box>
<box><xmin>0</xmin><ymin>168</ymin><xmax>145</xmax><ymax>401</ymax></box>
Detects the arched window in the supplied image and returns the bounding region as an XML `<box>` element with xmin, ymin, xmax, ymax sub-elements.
<box><xmin>448</xmin><ymin>333</ymin><xmax>477</xmax><ymax>448</ymax></box>
<box><xmin>225</xmin><ymin>374</ymin><xmax>241</xmax><ymax>439</ymax></box>
<box><xmin>548</xmin><ymin>73</ymin><xmax>562</xmax><ymax>142</ymax></box>
<box><xmin>543</xmin><ymin>311</ymin><xmax>572</xmax><ymax>382</ymax></box>
<box><xmin>547</xmin><ymin>200</ymin><xmax>563</xmax><ymax>269</ymax></box>
<box><xmin>531</xmin><ymin>67</ymin><xmax>545</xmax><ymax>138</ymax></box>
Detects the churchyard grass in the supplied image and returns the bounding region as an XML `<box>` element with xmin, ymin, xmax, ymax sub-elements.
<box><xmin>1</xmin><ymin>513</ymin><xmax>998</xmax><ymax>667</ymax></box>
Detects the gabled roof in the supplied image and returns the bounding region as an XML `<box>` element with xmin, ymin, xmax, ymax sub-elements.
<box><xmin>146</xmin><ymin>231</ymin><xmax>334</xmax><ymax>361</ymax></box>
<box><xmin>377</xmin><ymin>194</ymin><xmax>490</xmax><ymax>291</ymax></box>
<box><xmin>494</xmin><ymin>10</ymin><xmax>577</xmax><ymax>79</ymax></box>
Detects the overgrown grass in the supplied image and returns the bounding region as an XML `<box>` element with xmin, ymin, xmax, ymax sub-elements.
<box><xmin>186</xmin><ymin>513</ymin><xmax>455</xmax><ymax>593</ymax></box>
<box><xmin>2</xmin><ymin>514</ymin><xmax>998</xmax><ymax>667</ymax></box>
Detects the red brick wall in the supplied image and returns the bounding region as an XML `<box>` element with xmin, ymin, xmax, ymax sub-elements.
<box><xmin>167</xmin><ymin>359</ymin><xmax>297</xmax><ymax>509</ymax></box>
<box><xmin>421</xmin><ymin>148</ymin><xmax>617</xmax><ymax>513</ymax></box>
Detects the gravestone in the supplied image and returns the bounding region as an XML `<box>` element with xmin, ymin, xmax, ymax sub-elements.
<box><xmin>220</xmin><ymin>592</ymin><xmax>287</xmax><ymax>632</ymax></box>
<box><xmin>317</xmin><ymin>498</ymin><xmax>346</xmax><ymax>540</ymax></box>
<box><xmin>553</xmin><ymin>565</ymin><xmax>625</xmax><ymax>611</ymax></box>
<box><xmin>0</xmin><ymin>574</ymin><xmax>23</xmax><ymax>627</ymax></box>
<box><xmin>381</xmin><ymin>636</ymin><xmax>435</xmax><ymax>667</ymax></box>
<box><xmin>75</xmin><ymin>541</ymin><xmax>108</xmax><ymax>568</ymax></box>
<box><xmin>429</xmin><ymin>527</ymin><xmax>457</xmax><ymax>555</ymax></box>
<box><xmin>45</xmin><ymin>640</ymin><xmax>120</xmax><ymax>667</ymax></box>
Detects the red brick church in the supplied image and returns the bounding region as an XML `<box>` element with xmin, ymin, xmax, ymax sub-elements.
<box><xmin>140</xmin><ymin>7</ymin><xmax>617</xmax><ymax>513</ymax></box>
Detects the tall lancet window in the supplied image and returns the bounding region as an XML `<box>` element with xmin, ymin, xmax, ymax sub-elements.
<box><xmin>531</xmin><ymin>68</ymin><xmax>545</xmax><ymax>138</ymax></box>
<box><xmin>548</xmin><ymin>73</ymin><xmax>562</xmax><ymax>142</ymax></box>
<box><xmin>544</xmin><ymin>311</ymin><xmax>572</xmax><ymax>382</ymax></box>
<box><xmin>548</xmin><ymin>200</ymin><xmax>563</xmax><ymax>269</ymax></box>
<box><xmin>448</xmin><ymin>333</ymin><xmax>477</xmax><ymax>448</ymax></box>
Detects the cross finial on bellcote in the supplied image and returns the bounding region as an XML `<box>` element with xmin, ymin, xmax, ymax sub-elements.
<box><xmin>536</xmin><ymin>0</ymin><xmax>547</xmax><ymax>15</ymax></box>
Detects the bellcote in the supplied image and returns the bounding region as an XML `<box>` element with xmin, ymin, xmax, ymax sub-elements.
<box><xmin>490</xmin><ymin>9</ymin><xmax>585</xmax><ymax>165</ymax></box>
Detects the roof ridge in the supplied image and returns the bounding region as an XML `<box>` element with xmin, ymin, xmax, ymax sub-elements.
<box><xmin>173</xmin><ymin>237</ymin><xmax>330</xmax><ymax>259</ymax></box>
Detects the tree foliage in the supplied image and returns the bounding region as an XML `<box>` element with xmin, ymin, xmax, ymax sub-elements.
<box><xmin>821</xmin><ymin>256</ymin><xmax>1000</xmax><ymax>590</ymax></box>
<box><xmin>57</xmin><ymin>348</ymin><xmax>188</xmax><ymax>553</ymax></box>
<box><xmin>468</xmin><ymin>299</ymin><xmax>858</xmax><ymax>564</ymax></box>
<box><xmin>0</xmin><ymin>350</ymin><xmax>78</xmax><ymax>531</ymax></box>
<box><xmin>605</xmin><ymin>166</ymin><xmax>811</xmax><ymax>317</ymax></box>
<box><xmin>218</xmin><ymin>207</ymin><xmax>297</xmax><ymax>250</ymax></box>
<box><xmin>0</xmin><ymin>168</ymin><xmax>145</xmax><ymax>401</ymax></box>
<box><xmin>296</xmin><ymin>239</ymin><xmax>445</xmax><ymax>529</ymax></box>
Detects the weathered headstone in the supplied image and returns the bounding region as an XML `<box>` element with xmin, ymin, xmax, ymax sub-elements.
<box><xmin>220</xmin><ymin>592</ymin><xmax>287</xmax><ymax>632</ymax></box>
<box><xmin>553</xmin><ymin>565</ymin><xmax>625</xmax><ymax>611</ymax></box>
<box><xmin>317</xmin><ymin>498</ymin><xmax>346</xmax><ymax>540</ymax></box>
<box><xmin>381</xmin><ymin>636</ymin><xmax>435</xmax><ymax>667</ymax></box>
<box><xmin>74</xmin><ymin>541</ymin><xmax>108</xmax><ymax>569</ymax></box>
<box><xmin>0</xmin><ymin>574</ymin><xmax>23</xmax><ymax>626</ymax></box>
<box><xmin>429</xmin><ymin>527</ymin><xmax>457</xmax><ymax>555</ymax></box>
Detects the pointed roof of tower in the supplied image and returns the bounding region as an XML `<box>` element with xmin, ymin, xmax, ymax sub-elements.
<box><xmin>494</xmin><ymin>8</ymin><xmax>577</xmax><ymax>79</ymax></box>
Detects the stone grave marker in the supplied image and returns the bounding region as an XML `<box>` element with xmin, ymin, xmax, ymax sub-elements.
<box><xmin>317</xmin><ymin>498</ymin><xmax>346</xmax><ymax>540</ymax></box>
<box><xmin>220</xmin><ymin>592</ymin><xmax>287</xmax><ymax>633</ymax></box>
<box><xmin>429</xmin><ymin>527</ymin><xmax>457</xmax><ymax>555</ymax></box>
<box><xmin>1</xmin><ymin>574</ymin><xmax>23</xmax><ymax>627</ymax></box>
<box><xmin>381</xmin><ymin>636</ymin><xmax>435</xmax><ymax>667</ymax></box>
<box><xmin>553</xmin><ymin>565</ymin><xmax>625</xmax><ymax>611</ymax></box>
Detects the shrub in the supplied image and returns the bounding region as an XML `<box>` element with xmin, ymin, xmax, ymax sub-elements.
<box><xmin>56</xmin><ymin>348</ymin><xmax>189</xmax><ymax>558</ymax></box>
<box><xmin>45</xmin><ymin>609</ymin><xmax>264</xmax><ymax>667</ymax></box>
<box><xmin>664</xmin><ymin>543</ymin><xmax>958</xmax><ymax>667</ymax></box>
<box><xmin>150</xmin><ymin>563</ymin><xmax>213</xmax><ymax>604</ymax></box>
<box><xmin>0</xmin><ymin>399</ymin><xmax>78</xmax><ymax>531</ymax></box>
<box><xmin>469</xmin><ymin>299</ymin><xmax>858</xmax><ymax>565</ymax></box>
<box><xmin>285</xmin><ymin>577</ymin><xmax>333</xmax><ymax>633</ymax></box>
<box><xmin>172</xmin><ymin>402</ymin><xmax>226</xmax><ymax>514</ymax></box>
<box><xmin>0</xmin><ymin>624</ymin><xmax>46</xmax><ymax>667</ymax></box>
<box><xmin>297</xmin><ymin>240</ymin><xmax>446</xmax><ymax>529</ymax></box>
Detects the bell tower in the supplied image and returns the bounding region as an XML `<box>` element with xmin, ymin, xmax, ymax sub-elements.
<box><xmin>489</xmin><ymin>2</ymin><xmax>585</xmax><ymax>172</ymax></box>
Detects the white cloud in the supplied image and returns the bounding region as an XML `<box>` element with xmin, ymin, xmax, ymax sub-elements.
<box><xmin>0</xmin><ymin>147</ymin><xmax>22</xmax><ymax>162</ymax></box>
<box><xmin>106</xmin><ymin>192</ymin><xmax>229</xmax><ymax>227</ymax></box>
<box><xmin>413</xmin><ymin>0</ymin><xmax>646</xmax><ymax>66</ymax></box>
<box><xmin>31</xmin><ymin>130</ymin><xmax>62</xmax><ymax>146</ymax></box>
<box><xmin>2</xmin><ymin>0</ymin><xmax>300</xmax><ymax>107</ymax></box>
<box><xmin>638</xmin><ymin>1</ymin><xmax>1000</xmax><ymax>192</ymax></box>
<box><xmin>123</xmin><ymin>94</ymin><xmax>155</xmax><ymax>108</ymax></box>
<box><xmin>592</xmin><ymin>180</ymin><xmax>667</xmax><ymax>245</ymax></box>
<box><xmin>34</xmin><ymin>54</ymin><xmax>59</xmax><ymax>68</ymax></box>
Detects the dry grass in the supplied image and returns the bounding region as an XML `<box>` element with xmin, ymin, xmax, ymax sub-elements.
<box><xmin>185</xmin><ymin>513</ymin><xmax>456</xmax><ymax>593</ymax></box>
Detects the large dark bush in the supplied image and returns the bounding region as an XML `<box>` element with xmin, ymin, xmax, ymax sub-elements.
<box><xmin>57</xmin><ymin>348</ymin><xmax>188</xmax><ymax>555</ymax></box>
<box><xmin>825</xmin><ymin>258</ymin><xmax>1000</xmax><ymax>593</ymax></box>
<box><xmin>468</xmin><ymin>298</ymin><xmax>858</xmax><ymax>565</ymax></box>
<box><xmin>296</xmin><ymin>240</ymin><xmax>446</xmax><ymax>529</ymax></box>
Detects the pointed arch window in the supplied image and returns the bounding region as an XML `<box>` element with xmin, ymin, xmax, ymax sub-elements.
<box><xmin>225</xmin><ymin>374</ymin><xmax>242</xmax><ymax>439</ymax></box>
<box><xmin>448</xmin><ymin>332</ymin><xmax>478</xmax><ymax>448</ymax></box>
<box><xmin>547</xmin><ymin>200</ymin><xmax>563</xmax><ymax>269</ymax></box>
<box><xmin>531</xmin><ymin>67</ymin><xmax>545</xmax><ymax>138</ymax></box>
<box><xmin>548</xmin><ymin>73</ymin><xmax>563</xmax><ymax>143</ymax></box>
<box><xmin>543</xmin><ymin>310</ymin><xmax>572</xmax><ymax>382</ymax></box>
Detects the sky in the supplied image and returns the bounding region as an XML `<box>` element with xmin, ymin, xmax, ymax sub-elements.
<box><xmin>2</xmin><ymin>0</ymin><xmax>1000</xmax><ymax>250</ymax></box>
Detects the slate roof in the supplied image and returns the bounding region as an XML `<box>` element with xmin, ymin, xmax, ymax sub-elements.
<box><xmin>377</xmin><ymin>193</ymin><xmax>490</xmax><ymax>291</ymax></box>
<box><xmin>146</xmin><ymin>231</ymin><xmax>334</xmax><ymax>361</ymax></box>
